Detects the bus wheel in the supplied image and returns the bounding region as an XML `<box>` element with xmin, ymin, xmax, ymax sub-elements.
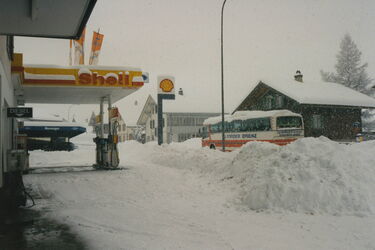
<box><xmin>210</xmin><ymin>144</ymin><xmax>216</xmax><ymax>150</ymax></box>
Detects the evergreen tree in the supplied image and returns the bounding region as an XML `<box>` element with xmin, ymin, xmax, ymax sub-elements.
<box><xmin>321</xmin><ymin>34</ymin><xmax>373</xmax><ymax>95</ymax></box>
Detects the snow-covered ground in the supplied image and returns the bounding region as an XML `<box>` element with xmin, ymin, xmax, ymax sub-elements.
<box><xmin>25</xmin><ymin>133</ymin><xmax>375</xmax><ymax>249</ymax></box>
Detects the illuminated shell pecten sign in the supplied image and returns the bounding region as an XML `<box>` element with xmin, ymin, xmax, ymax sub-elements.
<box><xmin>21</xmin><ymin>65</ymin><xmax>147</xmax><ymax>88</ymax></box>
<box><xmin>160</xmin><ymin>79</ymin><xmax>174</xmax><ymax>92</ymax></box>
<box><xmin>158</xmin><ymin>76</ymin><xmax>175</xmax><ymax>95</ymax></box>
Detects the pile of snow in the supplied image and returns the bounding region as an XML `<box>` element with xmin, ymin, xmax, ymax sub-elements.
<box><xmin>229</xmin><ymin>137</ymin><xmax>375</xmax><ymax>215</ymax></box>
<box><xmin>119</xmin><ymin>137</ymin><xmax>375</xmax><ymax>215</ymax></box>
<box><xmin>29</xmin><ymin>134</ymin><xmax>375</xmax><ymax>215</ymax></box>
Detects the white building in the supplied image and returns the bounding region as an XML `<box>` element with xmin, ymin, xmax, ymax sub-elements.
<box><xmin>90</xmin><ymin>110</ymin><xmax>142</xmax><ymax>143</ymax></box>
<box><xmin>137</xmin><ymin>95</ymin><xmax>221</xmax><ymax>143</ymax></box>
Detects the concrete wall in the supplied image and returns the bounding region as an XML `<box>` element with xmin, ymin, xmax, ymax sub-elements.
<box><xmin>0</xmin><ymin>36</ymin><xmax>15</xmax><ymax>188</ymax></box>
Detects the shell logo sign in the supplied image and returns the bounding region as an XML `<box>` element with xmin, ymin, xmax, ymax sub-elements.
<box><xmin>77</xmin><ymin>68</ymin><xmax>144</xmax><ymax>87</ymax></box>
<box><xmin>159</xmin><ymin>79</ymin><xmax>174</xmax><ymax>92</ymax></box>
<box><xmin>158</xmin><ymin>76</ymin><xmax>175</xmax><ymax>95</ymax></box>
<box><xmin>19</xmin><ymin>65</ymin><xmax>148</xmax><ymax>88</ymax></box>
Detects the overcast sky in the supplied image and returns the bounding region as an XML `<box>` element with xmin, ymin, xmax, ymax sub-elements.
<box><xmin>15</xmin><ymin>0</ymin><xmax>375</xmax><ymax>123</ymax></box>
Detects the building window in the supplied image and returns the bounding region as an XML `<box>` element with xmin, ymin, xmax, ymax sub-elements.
<box><xmin>276</xmin><ymin>96</ymin><xmax>284</xmax><ymax>108</ymax></box>
<box><xmin>312</xmin><ymin>115</ymin><xmax>323</xmax><ymax>129</ymax></box>
<box><xmin>266</xmin><ymin>96</ymin><xmax>274</xmax><ymax>110</ymax></box>
<box><xmin>122</xmin><ymin>124</ymin><xmax>126</xmax><ymax>131</ymax></box>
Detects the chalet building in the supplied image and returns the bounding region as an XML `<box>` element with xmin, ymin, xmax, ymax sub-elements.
<box><xmin>137</xmin><ymin>95</ymin><xmax>220</xmax><ymax>143</ymax></box>
<box><xmin>234</xmin><ymin>71</ymin><xmax>375</xmax><ymax>141</ymax></box>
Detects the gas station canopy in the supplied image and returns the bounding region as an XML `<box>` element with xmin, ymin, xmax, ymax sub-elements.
<box><xmin>12</xmin><ymin>54</ymin><xmax>148</xmax><ymax>104</ymax></box>
<box><xmin>0</xmin><ymin>0</ymin><xmax>96</xmax><ymax>39</ymax></box>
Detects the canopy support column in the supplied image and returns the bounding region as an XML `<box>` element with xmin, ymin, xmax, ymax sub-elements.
<box><xmin>100</xmin><ymin>97</ymin><xmax>105</xmax><ymax>138</ymax></box>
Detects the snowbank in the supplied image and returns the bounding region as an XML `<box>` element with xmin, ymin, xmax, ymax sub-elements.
<box><xmin>30</xmin><ymin>134</ymin><xmax>375</xmax><ymax>215</ymax></box>
<box><xmin>119</xmin><ymin>137</ymin><xmax>375</xmax><ymax>215</ymax></box>
<box><xmin>229</xmin><ymin>137</ymin><xmax>375</xmax><ymax>215</ymax></box>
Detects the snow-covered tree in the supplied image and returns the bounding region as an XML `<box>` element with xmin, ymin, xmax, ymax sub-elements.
<box><xmin>321</xmin><ymin>34</ymin><xmax>373</xmax><ymax>95</ymax></box>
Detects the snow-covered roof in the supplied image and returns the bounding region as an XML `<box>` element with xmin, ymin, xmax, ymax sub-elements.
<box><xmin>243</xmin><ymin>78</ymin><xmax>375</xmax><ymax>108</ymax></box>
<box><xmin>203</xmin><ymin>109</ymin><xmax>301</xmax><ymax>125</ymax></box>
<box><xmin>117</xmin><ymin>88</ymin><xmax>153</xmax><ymax>126</ymax></box>
<box><xmin>24</xmin><ymin>72</ymin><xmax>76</xmax><ymax>80</ymax></box>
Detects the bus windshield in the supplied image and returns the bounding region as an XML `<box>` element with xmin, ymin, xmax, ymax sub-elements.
<box><xmin>277</xmin><ymin>116</ymin><xmax>302</xmax><ymax>129</ymax></box>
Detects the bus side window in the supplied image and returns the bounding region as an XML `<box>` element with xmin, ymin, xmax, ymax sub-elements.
<box><xmin>214</xmin><ymin>122</ymin><xmax>222</xmax><ymax>133</ymax></box>
<box><xmin>233</xmin><ymin>120</ymin><xmax>241</xmax><ymax>132</ymax></box>
<box><xmin>259</xmin><ymin>118</ymin><xmax>270</xmax><ymax>131</ymax></box>
<box><xmin>241</xmin><ymin>119</ymin><xmax>249</xmax><ymax>131</ymax></box>
<box><xmin>202</xmin><ymin>126</ymin><xmax>208</xmax><ymax>139</ymax></box>
<box><xmin>225</xmin><ymin>121</ymin><xmax>230</xmax><ymax>132</ymax></box>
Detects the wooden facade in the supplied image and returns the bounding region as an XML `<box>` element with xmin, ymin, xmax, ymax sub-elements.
<box><xmin>235</xmin><ymin>82</ymin><xmax>362</xmax><ymax>141</ymax></box>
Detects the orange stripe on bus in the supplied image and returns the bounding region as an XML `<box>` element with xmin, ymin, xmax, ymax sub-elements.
<box><xmin>202</xmin><ymin>139</ymin><xmax>296</xmax><ymax>147</ymax></box>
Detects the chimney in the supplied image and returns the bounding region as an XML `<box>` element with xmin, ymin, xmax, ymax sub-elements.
<box><xmin>294</xmin><ymin>70</ymin><xmax>303</xmax><ymax>82</ymax></box>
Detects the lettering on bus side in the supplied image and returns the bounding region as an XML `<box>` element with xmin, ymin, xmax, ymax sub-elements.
<box><xmin>226</xmin><ymin>134</ymin><xmax>241</xmax><ymax>139</ymax></box>
<box><xmin>242</xmin><ymin>134</ymin><xmax>257</xmax><ymax>138</ymax></box>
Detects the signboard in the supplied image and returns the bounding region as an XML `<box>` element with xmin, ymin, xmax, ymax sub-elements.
<box><xmin>7</xmin><ymin>107</ymin><xmax>33</xmax><ymax>118</ymax></box>
<box><xmin>109</xmin><ymin>107</ymin><xmax>119</xmax><ymax>119</ymax></box>
<box><xmin>21</xmin><ymin>65</ymin><xmax>148</xmax><ymax>88</ymax></box>
<box><xmin>157</xmin><ymin>75</ymin><xmax>176</xmax><ymax>145</ymax></box>
<box><xmin>158</xmin><ymin>76</ymin><xmax>175</xmax><ymax>95</ymax></box>
<box><xmin>95</xmin><ymin>115</ymin><xmax>101</xmax><ymax>123</ymax></box>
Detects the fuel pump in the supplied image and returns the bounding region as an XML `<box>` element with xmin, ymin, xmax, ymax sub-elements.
<box><xmin>93</xmin><ymin>96</ymin><xmax>120</xmax><ymax>169</ymax></box>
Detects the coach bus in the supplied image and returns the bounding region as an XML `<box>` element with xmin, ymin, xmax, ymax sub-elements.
<box><xmin>202</xmin><ymin>110</ymin><xmax>304</xmax><ymax>151</ymax></box>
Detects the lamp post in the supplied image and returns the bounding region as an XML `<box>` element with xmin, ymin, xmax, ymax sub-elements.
<box><xmin>221</xmin><ymin>0</ymin><xmax>228</xmax><ymax>151</ymax></box>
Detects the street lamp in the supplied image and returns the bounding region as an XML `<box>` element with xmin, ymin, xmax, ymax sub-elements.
<box><xmin>221</xmin><ymin>0</ymin><xmax>228</xmax><ymax>151</ymax></box>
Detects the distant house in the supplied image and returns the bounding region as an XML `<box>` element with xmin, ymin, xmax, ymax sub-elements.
<box><xmin>90</xmin><ymin>111</ymin><xmax>140</xmax><ymax>143</ymax></box>
<box><xmin>137</xmin><ymin>95</ymin><xmax>221</xmax><ymax>143</ymax></box>
<box><xmin>234</xmin><ymin>71</ymin><xmax>375</xmax><ymax>141</ymax></box>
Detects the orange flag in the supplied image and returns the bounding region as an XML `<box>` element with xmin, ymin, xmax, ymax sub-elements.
<box><xmin>89</xmin><ymin>31</ymin><xmax>104</xmax><ymax>65</ymax></box>
<box><xmin>73</xmin><ymin>28</ymin><xmax>86</xmax><ymax>65</ymax></box>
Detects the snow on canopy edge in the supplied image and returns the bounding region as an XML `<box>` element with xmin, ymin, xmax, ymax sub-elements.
<box><xmin>24</xmin><ymin>120</ymin><xmax>87</xmax><ymax>127</ymax></box>
<box><xmin>24</xmin><ymin>64</ymin><xmax>142</xmax><ymax>71</ymax></box>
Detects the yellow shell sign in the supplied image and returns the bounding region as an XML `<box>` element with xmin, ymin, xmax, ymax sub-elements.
<box><xmin>159</xmin><ymin>79</ymin><xmax>174</xmax><ymax>92</ymax></box>
<box><xmin>13</xmin><ymin>63</ymin><xmax>146</xmax><ymax>88</ymax></box>
<box><xmin>157</xmin><ymin>76</ymin><xmax>175</xmax><ymax>95</ymax></box>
